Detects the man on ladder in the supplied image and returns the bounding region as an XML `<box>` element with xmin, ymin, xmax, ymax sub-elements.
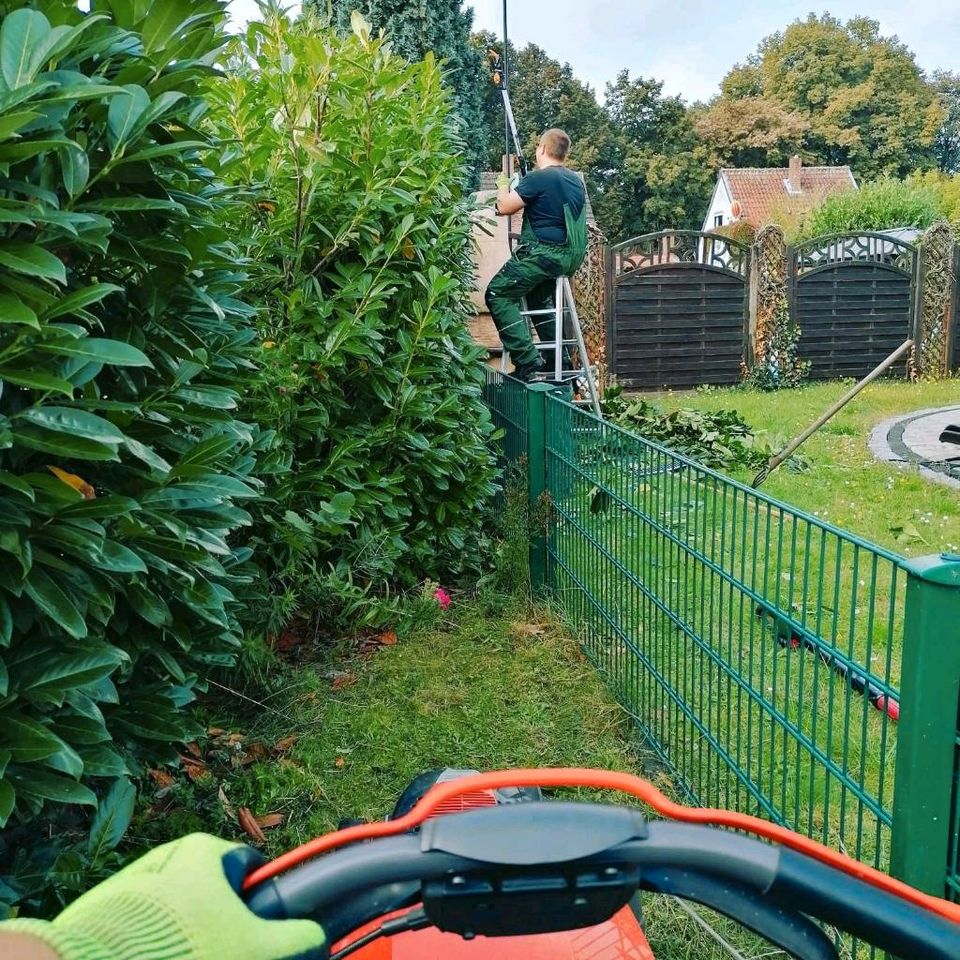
<box><xmin>486</xmin><ymin>128</ymin><xmax>588</xmax><ymax>383</ymax></box>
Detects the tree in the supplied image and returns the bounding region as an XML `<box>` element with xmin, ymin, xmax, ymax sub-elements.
<box><xmin>694</xmin><ymin>96</ymin><xmax>806</xmax><ymax>168</ymax></box>
<box><xmin>932</xmin><ymin>71</ymin><xmax>960</xmax><ymax>173</ymax></box>
<box><xmin>704</xmin><ymin>15</ymin><xmax>943</xmax><ymax>180</ymax></box>
<box><xmin>474</xmin><ymin>37</ymin><xmax>611</xmax><ymax>175</ymax></box>
<box><xmin>596</xmin><ymin>72</ymin><xmax>713</xmax><ymax>238</ymax></box>
<box><xmin>313</xmin><ymin>0</ymin><xmax>488</xmax><ymax>183</ymax></box>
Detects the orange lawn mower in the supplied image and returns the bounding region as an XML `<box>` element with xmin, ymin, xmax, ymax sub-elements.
<box><xmin>243</xmin><ymin>767</ymin><xmax>960</xmax><ymax>960</ymax></box>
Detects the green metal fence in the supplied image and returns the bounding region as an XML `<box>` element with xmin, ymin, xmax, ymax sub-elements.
<box><xmin>483</xmin><ymin>369</ymin><xmax>960</xmax><ymax>912</ymax></box>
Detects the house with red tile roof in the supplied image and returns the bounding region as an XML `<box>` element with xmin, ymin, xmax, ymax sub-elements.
<box><xmin>702</xmin><ymin>156</ymin><xmax>857</xmax><ymax>232</ymax></box>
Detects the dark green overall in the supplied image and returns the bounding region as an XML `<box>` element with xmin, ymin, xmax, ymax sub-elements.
<box><xmin>485</xmin><ymin>199</ymin><xmax>588</xmax><ymax>370</ymax></box>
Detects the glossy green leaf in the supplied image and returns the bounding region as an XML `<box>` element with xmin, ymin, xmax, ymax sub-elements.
<box><xmin>18</xmin><ymin>407</ymin><xmax>125</xmax><ymax>444</ymax></box>
<box><xmin>75</xmin><ymin>742</ymin><xmax>127</xmax><ymax>778</ymax></box>
<box><xmin>125</xmin><ymin>583</ymin><xmax>172</xmax><ymax>627</ymax></box>
<box><xmin>60</xmin><ymin>145</ymin><xmax>90</xmax><ymax>198</ymax></box>
<box><xmin>7</xmin><ymin>765</ymin><xmax>97</xmax><ymax>806</ymax></box>
<box><xmin>107</xmin><ymin>84</ymin><xmax>150</xmax><ymax>152</ymax></box>
<box><xmin>13</xmin><ymin>644</ymin><xmax>123</xmax><ymax>699</ymax></box>
<box><xmin>0</xmin><ymin>9</ymin><xmax>50</xmax><ymax>90</ymax></box>
<box><xmin>0</xmin><ymin>110</ymin><xmax>40</xmax><ymax>140</ymax></box>
<box><xmin>0</xmin><ymin>471</ymin><xmax>34</xmax><ymax>501</ymax></box>
<box><xmin>13</xmin><ymin>425</ymin><xmax>120</xmax><ymax>461</ymax></box>
<box><xmin>0</xmin><ymin>595</ymin><xmax>12</xmax><ymax>647</ymax></box>
<box><xmin>0</xmin><ymin>240</ymin><xmax>66</xmax><ymax>282</ymax></box>
<box><xmin>0</xmin><ymin>780</ymin><xmax>14</xmax><ymax>828</ymax></box>
<box><xmin>52</xmin><ymin>714</ymin><xmax>110</xmax><ymax>746</ymax></box>
<box><xmin>0</xmin><ymin>714</ymin><xmax>64</xmax><ymax>762</ymax></box>
<box><xmin>77</xmin><ymin>197</ymin><xmax>187</xmax><ymax>214</ymax></box>
<box><xmin>0</xmin><ymin>367</ymin><xmax>74</xmax><ymax>396</ymax></box>
<box><xmin>23</xmin><ymin>566</ymin><xmax>86</xmax><ymax>639</ymax></box>
<box><xmin>42</xmin><ymin>283</ymin><xmax>122</xmax><ymax>321</ymax></box>
<box><xmin>38</xmin><ymin>337</ymin><xmax>151</xmax><ymax>367</ymax></box>
<box><xmin>45</xmin><ymin>739</ymin><xmax>84</xmax><ymax>779</ymax></box>
<box><xmin>87</xmin><ymin>777</ymin><xmax>135</xmax><ymax>860</ymax></box>
<box><xmin>0</xmin><ymin>292</ymin><xmax>38</xmax><ymax>329</ymax></box>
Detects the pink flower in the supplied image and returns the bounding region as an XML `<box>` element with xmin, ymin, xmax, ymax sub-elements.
<box><xmin>434</xmin><ymin>587</ymin><xmax>451</xmax><ymax>610</ymax></box>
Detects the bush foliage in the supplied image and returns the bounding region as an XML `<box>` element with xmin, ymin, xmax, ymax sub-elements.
<box><xmin>210</xmin><ymin>7</ymin><xmax>498</xmax><ymax>631</ymax></box>
<box><xmin>0</xmin><ymin>0</ymin><xmax>260</xmax><ymax>911</ymax></box>
<box><xmin>802</xmin><ymin>177</ymin><xmax>942</xmax><ymax>238</ymax></box>
<box><xmin>600</xmin><ymin>388</ymin><xmax>769</xmax><ymax>470</ymax></box>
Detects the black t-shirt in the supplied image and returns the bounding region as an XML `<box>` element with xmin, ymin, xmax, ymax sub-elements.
<box><xmin>516</xmin><ymin>166</ymin><xmax>586</xmax><ymax>245</ymax></box>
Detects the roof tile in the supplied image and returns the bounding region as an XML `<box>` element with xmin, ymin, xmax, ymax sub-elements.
<box><xmin>721</xmin><ymin>166</ymin><xmax>856</xmax><ymax>225</ymax></box>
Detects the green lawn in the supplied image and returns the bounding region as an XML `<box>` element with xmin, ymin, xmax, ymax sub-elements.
<box><xmin>652</xmin><ymin>379</ymin><xmax>960</xmax><ymax>556</ymax></box>
<box><xmin>130</xmin><ymin>591</ymin><xmax>785</xmax><ymax>959</ymax></box>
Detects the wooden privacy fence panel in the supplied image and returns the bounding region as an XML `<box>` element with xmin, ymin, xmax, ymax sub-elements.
<box><xmin>788</xmin><ymin>233</ymin><xmax>918</xmax><ymax>381</ymax></box>
<box><xmin>788</xmin><ymin>233</ymin><xmax>918</xmax><ymax>380</ymax></box>
<box><xmin>608</xmin><ymin>232</ymin><xmax>749</xmax><ymax>390</ymax></box>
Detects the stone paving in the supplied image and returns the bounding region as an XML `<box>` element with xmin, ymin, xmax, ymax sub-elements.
<box><xmin>870</xmin><ymin>404</ymin><xmax>960</xmax><ymax>490</ymax></box>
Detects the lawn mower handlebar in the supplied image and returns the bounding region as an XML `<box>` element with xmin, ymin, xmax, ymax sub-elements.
<box><xmin>245</xmin><ymin>801</ymin><xmax>960</xmax><ymax>960</ymax></box>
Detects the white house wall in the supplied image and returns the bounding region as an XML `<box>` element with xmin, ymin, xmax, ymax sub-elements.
<box><xmin>701</xmin><ymin>175</ymin><xmax>733</xmax><ymax>232</ymax></box>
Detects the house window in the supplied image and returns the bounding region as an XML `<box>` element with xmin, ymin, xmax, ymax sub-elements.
<box><xmin>713</xmin><ymin>214</ymin><xmax>723</xmax><ymax>227</ymax></box>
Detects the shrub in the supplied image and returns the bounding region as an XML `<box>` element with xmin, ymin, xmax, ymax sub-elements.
<box><xmin>0</xmin><ymin>0</ymin><xmax>259</xmax><ymax>913</ymax></box>
<box><xmin>209</xmin><ymin>8</ymin><xmax>498</xmax><ymax>630</ymax></box>
<box><xmin>600</xmin><ymin>388</ymin><xmax>768</xmax><ymax>470</ymax></box>
<box><xmin>802</xmin><ymin>178</ymin><xmax>942</xmax><ymax>239</ymax></box>
<box><xmin>906</xmin><ymin>170</ymin><xmax>960</xmax><ymax>224</ymax></box>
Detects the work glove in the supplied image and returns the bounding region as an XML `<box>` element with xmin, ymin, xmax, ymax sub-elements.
<box><xmin>495</xmin><ymin>172</ymin><xmax>519</xmax><ymax>191</ymax></box>
<box><xmin>1</xmin><ymin>833</ymin><xmax>325</xmax><ymax>960</ymax></box>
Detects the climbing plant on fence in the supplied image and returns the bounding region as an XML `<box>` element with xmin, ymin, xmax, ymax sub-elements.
<box><xmin>911</xmin><ymin>221</ymin><xmax>957</xmax><ymax>380</ymax></box>
<box><xmin>0</xmin><ymin>0</ymin><xmax>260</xmax><ymax>913</ymax></box>
<box><xmin>746</xmin><ymin>225</ymin><xmax>808</xmax><ymax>390</ymax></box>
<box><xmin>209</xmin><ymin>8</ymin><xmax>498</xmax><ymax>630</ymax></box>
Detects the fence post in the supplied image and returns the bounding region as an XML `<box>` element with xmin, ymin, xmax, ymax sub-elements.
<box><xmin>604</xmin><ymin>243</ymin><xmax>616</xmax><ymax>382</ymax></box>
<box><xmin>890</xmin><ymin>553</ymin><xmax>960</xmax><ymax>896</ymax></box>
<box><xmin>525</xmin><ymin>382</ymin><xmax>552</xmax><ymax>594</ymax></box>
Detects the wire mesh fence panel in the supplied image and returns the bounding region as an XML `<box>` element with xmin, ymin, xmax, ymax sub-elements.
<box><xmin>543</xmin><ymin>398</ymin><xmax>903</xmax><ymax>915</ymax></box>
<box><xmin>949</xmin><ymin>720</ymin><xmax>960</xmax><ymax>903</ymax></box>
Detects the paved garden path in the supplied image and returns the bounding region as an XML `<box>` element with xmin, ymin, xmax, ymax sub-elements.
<box><xmin>870</xmin><ymin>404</ymin><xmax>960</xmax><ymax>490</ymax></box>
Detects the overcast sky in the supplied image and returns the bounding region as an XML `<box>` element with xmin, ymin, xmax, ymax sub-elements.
<box><xmin>227</xmin><ymin>1</ymin><xmax>959</xmax><ymax>104</ymax></box>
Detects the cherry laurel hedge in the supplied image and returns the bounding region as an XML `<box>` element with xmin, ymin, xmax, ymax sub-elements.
<box><xmin>0</xmin><ymin>1</ymin><xmax>496</xmax><ymax>913</ymax></box>
<box><xmin>211</xmin><ymin>9</ymin><xmax>497</xmax><ymax>631</ymax></box>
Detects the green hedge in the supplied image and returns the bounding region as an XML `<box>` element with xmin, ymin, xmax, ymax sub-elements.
<box><xmin>0</xmin><ymin>0</ymin><xmax>259</xmax><ymax>912</ymax></box>
<box><xmin>210</xmin><ymin>8</ymin><xmax>498</xmax><ymax>631</ymax></box>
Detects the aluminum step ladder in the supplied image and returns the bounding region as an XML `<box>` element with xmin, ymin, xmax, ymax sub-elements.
<box><xmin>499</xmin><ymin>275</ymin><xmax>602</xmax><ymax>417</ymax></box>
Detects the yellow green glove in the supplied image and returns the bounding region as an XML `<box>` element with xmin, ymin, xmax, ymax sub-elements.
<box><xmin>496</xmin><ymin>173</ymin><xmax>517</xmax><ymax>191</ymax></box>
<box><xmin>1</xmin><ymin>833</ymin><xmax>326</xmax><ymax>960</ymax></box>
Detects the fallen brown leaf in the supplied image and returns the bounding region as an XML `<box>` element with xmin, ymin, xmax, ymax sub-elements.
<box><xmin>255</xmin><ymin>812</ymin><xmax>284</xmax><ymax>829</ymax></box>
<box><xmin>274</xmin><ymin>735</ymin><xmax>298</xmax><ymax>754</ymax></box>
<box><xmin>245</xmin><ymin>741</ymin><xmax>270</xmax><ymax>761</ymax></box>
<box><xmin>332</xmin><ymin>672</ymin><xmax>357</xmax><ymax>690</ymax></box>
<box><xmin>180</xmin><ymin>754</ymin><xmax>211</xmax><ymax>781</ymax></box>
<box><xmin>377</xmin><ymin>629</ymin><xmax>398</xmax><ymax>646</ymax></box>
<box><xmin>207</xmin><ymin>727</ymin><xmax>226</xmax><ymax>737</ymax></box>
<box><xmin>148</xmin><ymin>768</ymin><xmax>175</xmax><ymax>789</ymax></box>
<box><xmin>218</xmin><ymin>786</ymin><xmax>237</xmax><ymax>822</ymax></box>
<box><xmin>226</xmin><ymin>733</ymin><xmax>245</xmax><ymax>745</ymax></box>
<box><xmin>511</xmin><ymin>622</ymin><xmax>547</xmax><ymax>637</ymax></box>
<box><xmin>238</xmin><ymin>807</ymin><xmax>267</xmax><ymax>844</ymax></box>
<box><xmin>184</xmin><ymin>741</ymin><xmax>203</xmax><ymax>759</ymax></box>
<box><xmin>335</xmin><ymin>756</ymin><xmax>345</xmax><ymax>768</ymax></box>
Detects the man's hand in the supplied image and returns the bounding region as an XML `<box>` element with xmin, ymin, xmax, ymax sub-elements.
<box><xmin>0</xmin><ymin>834</ymin><xmax>325</xmax><ymax>960</ymax></box>
<box><xmin>495</xmin><ymin>173</ymin><xmax>524</xmax><ymax>216</ymax></box>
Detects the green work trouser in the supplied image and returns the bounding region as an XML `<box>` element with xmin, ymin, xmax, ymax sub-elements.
<box><xmin>485</xmin><ymin>242</ymin><xmax>570</xmax><ymax>370</ymax></box>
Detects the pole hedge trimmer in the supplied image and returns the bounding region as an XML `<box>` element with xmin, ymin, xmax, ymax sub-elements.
<box><xmin>487</xmin><ymin>48</ymin><xmax>527</xmax><ymax>178</ymax></box>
